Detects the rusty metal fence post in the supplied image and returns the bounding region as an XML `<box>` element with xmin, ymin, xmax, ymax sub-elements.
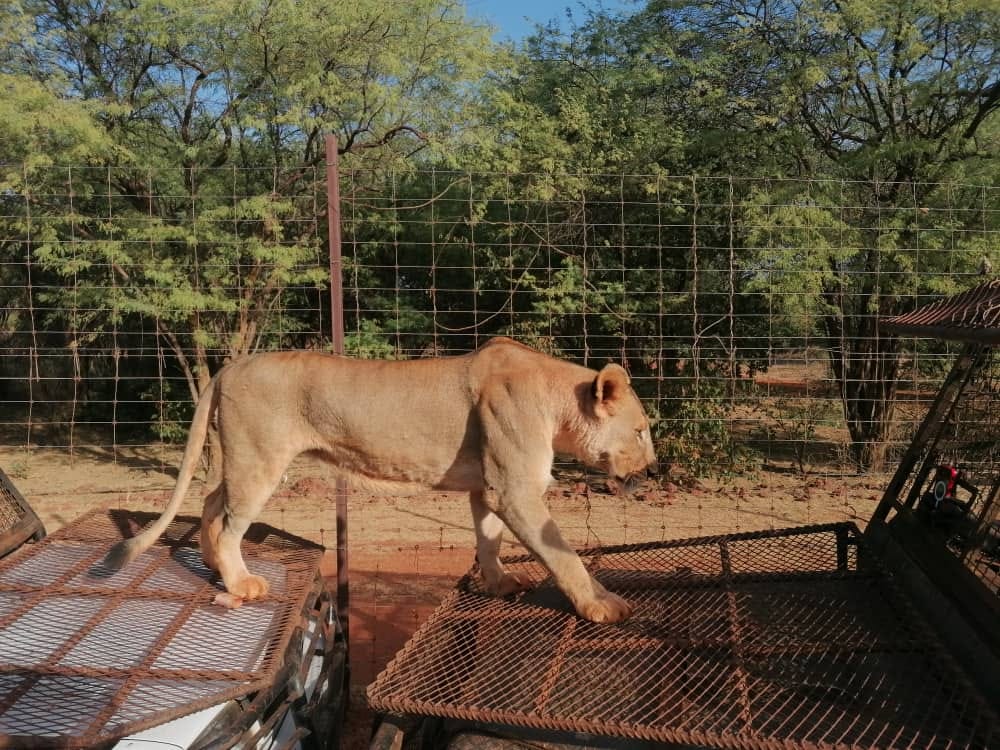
<box><xmin>325</xmin><ymin>134</ymin><xmax>349</xmax><ymax>649</ymax></box>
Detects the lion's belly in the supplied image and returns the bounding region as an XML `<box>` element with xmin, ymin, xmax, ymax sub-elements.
<box><xmin>297</xmin><ymin>364</ymin><xmax>485</xmax><ymax>492</ymax></box>
<box><xmin>306</xmin><ymin>406</ymin><xmax>485</xmax><ymax>493</ymax></box>
<box><xmin>312</xmin><ymin>443</ymin><xmax>484</xmax><ymax>494</ymax></box>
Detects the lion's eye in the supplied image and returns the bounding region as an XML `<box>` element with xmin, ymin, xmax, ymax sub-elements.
<box><xmin>635</xmin><ymin>429</ymin><xmax>645</xmax><ymax>442</ymax></box>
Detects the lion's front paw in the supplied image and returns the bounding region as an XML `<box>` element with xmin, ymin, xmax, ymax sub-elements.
<box><xmin>228</xmin><ymin>574</ymin><xmax>269</xmax><ymax>601</ymax></box>
<box><xmin>576</xmin><ymin>590</ymin><xmax>632</xmax><ymax>623</ymax></box>
<box><xmin>485</xmin><ymin>570</ymin><xmax>534</xmax><ymax>597</ymax></box>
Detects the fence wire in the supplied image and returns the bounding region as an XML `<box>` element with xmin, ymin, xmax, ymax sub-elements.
<box><xmin>1</xmin><ymin>165</ymin><xmax>998</xmax><ymax>691</ymax></box>
<box><xmin>339</xmin><ymin>171</ymin><xmax>998</xmax><ymax>473</ymax></box>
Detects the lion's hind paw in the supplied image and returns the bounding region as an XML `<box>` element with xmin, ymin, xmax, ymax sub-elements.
<box><xmin>227</xmin><ymin>574</ymin><xmax>269</xmax><ymax>601</ymax></box>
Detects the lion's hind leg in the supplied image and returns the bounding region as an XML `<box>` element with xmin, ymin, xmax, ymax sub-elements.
<box><xmin>200</xmin><ymin>485</ymin><xmax>225</xmax><ymax>572</ymax></box>
<box><xmin>213</xmin><ymin>464</ymin><xmax>287</xmax><ymax>601</ymax></box>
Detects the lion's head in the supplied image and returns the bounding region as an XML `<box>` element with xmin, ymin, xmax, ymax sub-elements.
<box><xmin>567</xmin><ymin>363</ymin><xmax>659</xmax><ymax>492</ymax></box>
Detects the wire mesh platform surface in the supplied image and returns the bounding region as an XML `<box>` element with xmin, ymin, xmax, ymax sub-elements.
<box><xmin>881</xmin><ymin>277</ymin><xmax>1000</xmax><ymax>344</ymax></box>
<box><xmin>368</xmin><ymin>523</ymin><xmax>999</xmax><ymax>750</ymax></box>
<box><xmin>0</xmin><ymin>508</ymin><xmax>325</xmax><ymax>749</ymax></box>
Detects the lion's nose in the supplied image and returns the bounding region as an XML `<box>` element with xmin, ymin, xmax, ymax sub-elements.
<box><xmin>646</xmin><ymin>460</ymin><xmax>660</xmax><ymax>477</ymax></box>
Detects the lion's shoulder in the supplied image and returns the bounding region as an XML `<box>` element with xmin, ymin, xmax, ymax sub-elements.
<box><xmin>472</xmin><ymin>337</ymin><xmax>556</xmax><ymax>369</ymax></box>
<box><xmin>469</xmin><ymin>338</ymin><xmax>593</xmax><ymax>403</ymax></box>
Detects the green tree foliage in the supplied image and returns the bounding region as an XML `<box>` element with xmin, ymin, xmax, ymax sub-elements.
<box><xmin>711</xmin><ymin>0</ymin><xmax>1000</xmax><ymax>468</ymax></box>
<box><xmin>8</xmin><ymin>0</ymin><xmax>492</xmax><ymax>170</ymax></box>
<box><xmin>1</xmin><ymin>0</ymin><xmax>997</xmax><ymax>474</ymax></box>
<box><xmin>0</xmin><ymin>67</ymin><xmax>119</xmax><ymax>422</ymax></box>
<box><xmin>0</xmin><ymin>0</ymin><xmax>494</xmax><ymax>445</ymax></box>
<box><xmin>477</xmin><ymin>0</ymin><xmax>1000</xmax><ymax>470</ymax></box>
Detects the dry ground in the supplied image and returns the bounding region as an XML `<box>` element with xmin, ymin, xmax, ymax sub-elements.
<box><xmin>0</xmin><ymin>438</ymin><xmax>890</xmax><ymax>748</ymax></box>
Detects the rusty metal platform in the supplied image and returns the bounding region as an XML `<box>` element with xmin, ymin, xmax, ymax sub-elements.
<box><xmin>882</xmin><ymin>277</ymin><xmax>1000</xmax><ymax>344</ymax></box>
<box><xmin>0</xmin><ymin>508</ymin><xmax>325</xmax><ymax>749</ymax></box>
<box><xmin>368</xmin><ymin>523</ymin><xmax>999</xmax><ymax>750</ymax></box>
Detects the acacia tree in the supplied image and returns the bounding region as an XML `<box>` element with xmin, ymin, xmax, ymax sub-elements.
<box><xmin>513</xmin><ymin>0</ymin><xmax>1000</xmax><ymax>469</ymax></box>
<box><xmin>719</xmin><ymin>0</ymin><xmax>1000</xmax><ymax>468</ymax></box>
<box><xmin>0</xmin><ymin>70</ymin><xmax>118</xmax><ymax>431</ymax></box>
<box><xmin>1</xmin><ymin>0</ymin><xmax>494</xmax><ymax>449</ymax></box>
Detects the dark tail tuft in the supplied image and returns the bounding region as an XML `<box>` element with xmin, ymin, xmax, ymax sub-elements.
<box><xmin>101</xmin><ymin>538</ymin><xmax>142</xmax><ymax>571</ymax></box>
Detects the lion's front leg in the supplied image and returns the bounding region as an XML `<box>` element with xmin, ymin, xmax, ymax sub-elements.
<box><xmin>494</xmin><ymin>486</ymin><xmax>632</xmax><ymax>624</ymax></box>
<box><xmin>470</xmin><ymin>490</ymin><xmax>533</xmax><ymax>596</ymax></box>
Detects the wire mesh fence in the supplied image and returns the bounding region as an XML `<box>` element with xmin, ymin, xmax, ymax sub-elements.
<box><xmin>1</xmin><ymin>163</ymin><xmax>330</xmax><ymax>456</ymax></box>
<box><xmin>338</xmin><ymin>169</ymin><xmax>998</xmax><ymax>472</ymax></box>
<box><xmin>2</xmin><ymin>163</ymin><xmax>998</xmax><ymax>691</ymax></box>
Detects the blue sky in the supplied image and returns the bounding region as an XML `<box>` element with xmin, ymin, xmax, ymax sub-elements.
<box><xmin>467</xmin><ymin>0</ymin><xmax>633</xmax><ymax>42</ymax></box>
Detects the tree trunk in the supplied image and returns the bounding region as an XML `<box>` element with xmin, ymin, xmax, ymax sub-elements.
<box><xmin>825</xmin><ymin>305</ymin><xmax>901</xmax><ymax>472</ymax></box>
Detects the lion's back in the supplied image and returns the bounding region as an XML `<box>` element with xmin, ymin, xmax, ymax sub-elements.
<box><xmin>468</xmin><ymin>337</ymin><xmax>591</xmax><ymax>391</ymax></box>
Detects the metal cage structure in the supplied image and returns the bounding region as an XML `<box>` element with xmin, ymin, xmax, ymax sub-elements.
<box><xmin>0</xmin><ymin>505</ymin><xmax>347</xmax><ymax>749</ymax></box>
<box><xmin>870</xmin><ymin>277</ymin><xmax>1000</xmax><ymax>681</ymax></box>
<box><xmin>367</xmin><ymin>280</ymin><xmax>1000</xmax><ymax>750</ymax></box>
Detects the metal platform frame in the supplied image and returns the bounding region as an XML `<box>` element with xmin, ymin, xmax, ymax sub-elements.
<box><xmin>0</xmin><ymin>507</ymin><xmax>347</xmax><ymax>749</ymax></box>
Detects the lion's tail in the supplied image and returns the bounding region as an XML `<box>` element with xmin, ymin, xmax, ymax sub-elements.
<box><xmin>103</xmin><ymin>376</ymin><xmax>220</xmax><ymax>570</ymax></box>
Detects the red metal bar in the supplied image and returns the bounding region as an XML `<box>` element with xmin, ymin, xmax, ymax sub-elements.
<box><xmin>325</xmin><ymin>135</ymin><xmax>345</xmax><ymax>357</ymax></box>
<box><xmin>325</xmin><ymin>134</ymin><xmax>350</xmax><ymax>651</ymax></box>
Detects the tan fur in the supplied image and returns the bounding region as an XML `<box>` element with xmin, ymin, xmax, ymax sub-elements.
<box><xmin>103</xmin><ymin>337</ymin><xmax>658</xmax><ymax>623</ymax></box>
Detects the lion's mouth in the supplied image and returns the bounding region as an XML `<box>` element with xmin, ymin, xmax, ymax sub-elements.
<box><xmin>612</xmin><ymin>473</ymin><xmax>645</xmax><ymax>495</ymax></box>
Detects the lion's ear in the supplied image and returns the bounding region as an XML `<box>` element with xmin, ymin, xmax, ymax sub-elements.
<box><xmin>592</xmin><ymin>363</ymin><xmax>631</xmax><ymax>417</ymax></box>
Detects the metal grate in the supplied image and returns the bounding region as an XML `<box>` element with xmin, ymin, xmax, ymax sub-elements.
<box><xmin>0</xmin><ymin>509</ymin><xmax>324</xmax><ymax>749</ymax></box>
<box><xmin>368</xmin><ymin>524</ymin><xmax>999</xmax><ymax>750</ymax></box>
<box><xmin>882</xmin><ymin>278</ymin><xmax>1000</xmax><ymax>344</ymax></box>
<box><xmin>886</xmin><ymin>346</ymin><xmax>1000</xmax><ymax>599</ymax></box>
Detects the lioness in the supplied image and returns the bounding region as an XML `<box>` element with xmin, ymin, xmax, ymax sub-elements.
<box><xmin>104</xmin><ymin>337</ymin><xmax>658</xmax><ymax>623</ymax></box>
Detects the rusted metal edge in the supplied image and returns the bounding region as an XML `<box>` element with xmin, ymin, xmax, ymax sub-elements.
<box><xmin>880</xmin><ymin>323</ymin><xmax>1000</xmax><ymax>345</ymax></box>
<box><xmin>0</xmin><ymin>678</ymin><xmax>277</xmax><ymax>750</ymax></box>
<box><xmin>464</xmin><ymin>522</ymin><xmax>862</xmax><ymax>570</ymax></box>
<box><xmin>0</xmin><ymin>468</ymin><xmax>45</xmax><ymax>557</ymax></box>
